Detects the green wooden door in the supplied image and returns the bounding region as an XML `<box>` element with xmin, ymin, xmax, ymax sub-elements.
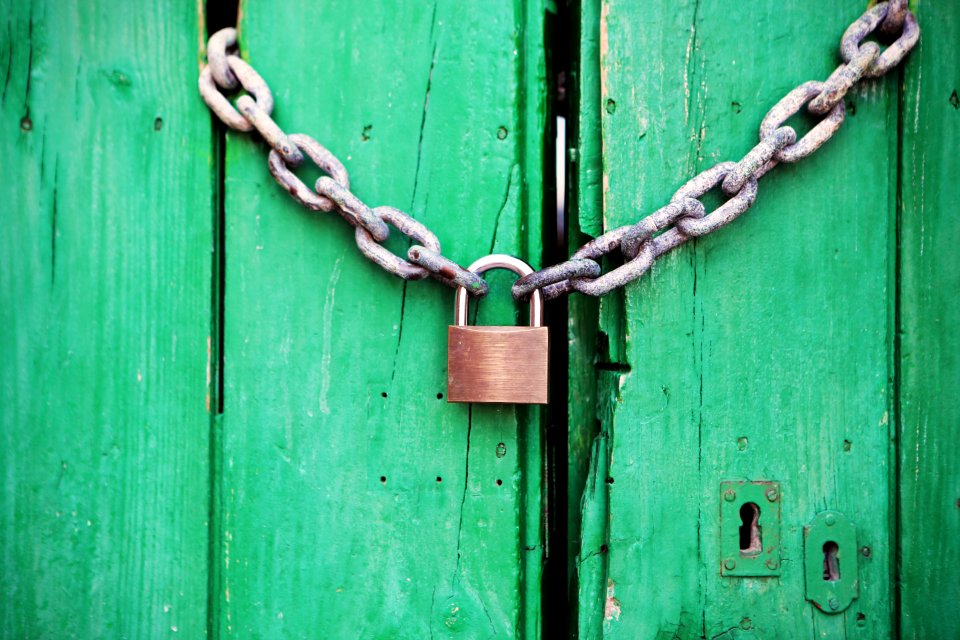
<box><xmin>2</xmin><ymin>1</ymin><xmax>957</xmax><ymax>639</ymax></box>
<box><xmin>568</xmin><ymin>0</ymin><xmax>960</xmax><ymax>638</ymax></box>
<box><xmin>214</xmin><ymin>1</ymin><xmax>548</xmax><ymax>637</ymax></box>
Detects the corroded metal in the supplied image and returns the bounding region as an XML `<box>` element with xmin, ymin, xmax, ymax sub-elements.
<box><xmin>267</xmin><ymin>133</ymin><xmax>349</xmax><ymax>212</ymax></box>
<box><xmin>199</xmin><ymin>5</ymin><xmax>920</xmax><ymax>305</ymax></box>
<box><xmin>512</xmin><ymin>258</ymin><xmax>601</xmax><ymax>302</ymax></box>
<box><xmin>673</xmin><ymin>163</ymin><xmax>758</xmax><ymax>237</ymax></box>
<box><xmin>879</xmin><ymin>0</ymin><xmax>908</xmax><ymax>36</ymax></box>
<box><xmin>619</xmin><ymin>198</ymin><xmax>703</xmax><ymax>259</ymax></box>
<box><xmin>206</xmin><ymin>27</ymin><xmax>239</xmax><ymax>90</ymax></box>
<box><xmin>314</xmin><ymin>178</ymin><xmax>390</xmax><ymax>242</ymax></box>
<box><xmin>761</xmin><ymin>82</ymin><xmax>845</xmax><ymax>163</ymax></box>
<box><xmin>840</xmin><ymin>2</ymin><xmax>920</xmax><ymax>78</ymax></box>
<box><xmin>407</xmin><ymin>245</ymin><xmax>489</xmax><ymax>296</ymax></box>
<box><xmin>448</xmin><ymin>255</ymin><xmax>547</xmax><ymax>404</ymax></box>
<box><xmin>199</xmin><ymin>28</ymin><xmax>493</xmax><ymax>298</ymax></box>
<box><xmin>355</xmin><ymin>207</ymin><xmax>441</xmax><ymax>280</ymax></box>
<box><xmin>571</xmin><ymin>227</ymin><xmax>689</xmax><ymax>297</ymax></box>
<box><xmin>235</xmin><ymin>95</ymin><xmax>303</xmax><ymax>165</ymax></box>
<box><xmin>199</xmin><ymin>57</ymin><xmax>275</xmax><ymax>132</ymax></box>
<box><xmin>808</xmin><ymin>43</ymin><xmax>880</xmax><ymax>116</ymax></box>
<box><xmin>513</xmin><ymin>4</ymin><xmax>919</xmax><ymax>301</ymax></box>
<box><xmin>721</xmin><ymin>128</ymin><xmax>795</xmax><ymax>195</ymax></box>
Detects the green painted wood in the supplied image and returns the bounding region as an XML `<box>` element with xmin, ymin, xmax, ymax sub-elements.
<box><xmin>0</xmin><ymin>1</ymin><xmax>214</xmax><ymax>638</ymax></box>
<box><xmin>216</xmin><ymin>1</ymin><xmax>548</xmax><ymax>637</ymax></box>
<box><xmin>898</xmin><ymin>1</ymin><xmax>960</xmax><ymax>637</ymax></box>
<box><xmin>574</xmin><ymin>1</ymin><xmax>907</xmax><ymax>636</ymax></box>
<box><xmin>566</xmin><ymin>0</ymin><xmax>603</xmax><ymax>629</ymax></box>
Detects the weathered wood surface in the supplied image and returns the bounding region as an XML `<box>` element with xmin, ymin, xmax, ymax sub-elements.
<box><xmin>569</xmin><ymin>0</ymin><xmax>950</xmax><ymax>637</ymax></box>
<box><xmin>2</xmin><ymin>1</ymin><xmax>956</xmax><ymax>637</ymax></box>
<box><xmin>215</xmin><ymin>1</ymin><xmax>548</xmax><ymax>637</ymax></box>
<box><xmin>0</xmin><ymin>1</ymin><xmax>214</xmax><ymax>637</ymax></box>
<box><xmin>898</xmin><ymin>1</ymin><xmax>960</xmax><ymax>637</ymax></box>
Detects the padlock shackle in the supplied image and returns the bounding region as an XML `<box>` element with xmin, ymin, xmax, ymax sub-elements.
<box><xmin>454</xmin><ymin>254</ymin><xmax>543</xmax><ymax>328</ymax></box>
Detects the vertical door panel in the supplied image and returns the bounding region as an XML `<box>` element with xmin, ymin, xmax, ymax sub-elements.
<box><xmin>573</xmin><ymin>1</ymin><xmax>900</xmax><ymax>636</ymax></box>
<box><xmin>0</xmin><ymin>1</ymin><xmax>214</xmax><ymax>637</ymax></box>
<box><xmin>218</xmin><ymin>1</ymin><xmax>547</xmax><ymax>637</ymax></box>
<box><xmin>898</xmin><ymin>1</ymin><xmax>960</xmax><ymax>637</ymax></box>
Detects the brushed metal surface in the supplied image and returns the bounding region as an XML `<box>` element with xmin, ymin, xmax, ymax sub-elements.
<box><xmin>447</xmin><ymin>326</ymin><xmax>549</xmax><ymax>404</ymax></box>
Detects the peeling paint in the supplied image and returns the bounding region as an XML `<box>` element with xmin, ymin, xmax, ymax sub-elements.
<box><xmin>604</xmin><ymin>578</ymin><xmax>621</xmax><ymax>621</ymax></box>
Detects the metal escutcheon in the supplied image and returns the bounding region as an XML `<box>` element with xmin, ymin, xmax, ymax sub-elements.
<box><xmin>447</xmin><ymin>255</ymin><xmax>548</xmax><ymax>404</ymax></box>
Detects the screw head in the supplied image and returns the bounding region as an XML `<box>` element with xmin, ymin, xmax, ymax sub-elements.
<box><xmin>723</xmin><ymin>489</ymin><xmax>737</xmax><ymax>502</ymax></box>
<box><xmin>861</xmin><ymin>546</ymin><xmax>872</xmax><ymax>558</ymax></box>
<box><xmin>825</xmin><ymin>513</ymin><xmax>837</xmax><ymax>526</ymax></box>
<box><xmin>765</xmin><ymin>487</ymin><xmax>779</xmax><ymax>502</ymax></box>
<box><xmin>765</xmin><ymin>558</ymin><xmax>779</xmax><ymax>570</ymax></box>
<box><xmin>723</xmin><ymin>559</ymin><xmax>736</xmax><ymax>571</ymax></box>
<box><xmin>828</xmin><ymin>598</ymin><xmax>840</xmax><ymax>611</ymax></box>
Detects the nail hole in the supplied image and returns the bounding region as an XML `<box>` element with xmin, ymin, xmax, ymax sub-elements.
<box><xmin>605</xmin><ymin>98</ymin><xmax>617</xmax><ymax>114</ymax></box>
<box><xmin>738</xmin><ymin>502</ymin><xmax>761</xmax><ymax>555</ymax></box>
<box><xmin>379</xmin><ymin>476</ymin><xmax>386</xmax><ymax>484</ymax></box>
<box><xmin>599</xmin><ymin>544</ymin><xmax>608</xmax><ymax>553</ymax></box>
<box><xmin>436</xmin><ymin>476</ymin><xmax>442</xmax><ymax>483</ymax></box>
<box><xmin>843</xmin><ymin>439</ymin><xmax>852</xmax><ymax>452</ymax></box>
<box><xmin>731</xmin><ymin>100</ymin><xmax>743</xmax><ymax>114</ymax></box>
<box><xmin>496</xmin><ymin>126</ymin><xmax>508</xmax><ymax>140</ymax></box>
<box><xmin>736</xmin><ymin>436</ymin><xmax>748</xmax><ymax>451</ymax></box>
<box><xmin>381</xmin><ymin>391</ymin><xmax>387</xmax><ymax>398</ymax></box>
<box><xmin>495</xmin><ymin>479</ymin><xmax>503</xmax><ymax>486</ymax></box>
<box><xmin>436</xmin><ymin>392</ymin><xmax>443</xmax><ymax>399</ymax></box>
<box><xmin>153</xmin><ymin>116</ymin><xmax>163</xmax><ymax>131</ymax></box>
<box><xmin>823</xmin><ymin>541</ymin><xmax>841</xmax><ymax>581</ymax></box>
<box><xmin>606</xmin><ymin>477</ymin><xmax>614</xmax><ymax>484</ymax></box>
<box><xmin>856</xmin><ymin>612</ymin><xmax>866</xmax><ymax>627</ymax></box>
<box><xmin>495</xmin><ymin>442</ymin><xmax>506</xmax><ymax>458</ymax></box>
<box><xmin>20</xmin><ymin>115</ymin><xmax>32</xmax><ymax>131</ymax></box>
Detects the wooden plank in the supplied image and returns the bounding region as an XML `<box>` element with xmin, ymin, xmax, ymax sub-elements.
<box><xmin>576</xmin><ymin>1</ymin><xmax>902</xmax><ymax>636</ymax></box>
<box><xmin>567</xmin><ymin>0</ymin><xmax>603</xmax><ymax>613</ymax></box>
<box><xmin>216</xmin><ymin>1</ymin><xmax>547</xmax><ymax>636</ymax></box>
<box><xmin>0</xmin><ymin>1</ymin><xmax>214</xmax><ymax>637</ymax></box>
<box><xmin>898</xmin><ymin>1</ymin><xmax>960</xmax><ymax>637</ymax></box>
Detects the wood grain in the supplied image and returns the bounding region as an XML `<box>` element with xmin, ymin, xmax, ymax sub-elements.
<box><xmin>898</xmin><ymin>1</ymin><xmax>960</xmax><ymax>637</ymax></box>
<box><xmin>0</xmin><ymin>1</ymin><xmax>214</xmax><ymax>637</ymax></box>
<box><xmin>216</xmin><ymin>1</ymin><xmax>548</xmax><ymax>636</ymax></box>
<box><xmin>573</xmin><ymin>1</ymin><xmax>907</xmax><ymax>636</ymax></box>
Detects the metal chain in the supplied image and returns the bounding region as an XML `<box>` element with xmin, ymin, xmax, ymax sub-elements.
<box><xmin>513</xmin><ymin>0</ymin><xmax>919</xmax><ymax>302</ymax></box>
<box><xmin>198</xmin><ymin>2</ymin><xmax>919</xmax><ymax>304</ymax></box>
<box><xmin>198</xmin><ymin>28</ymin><xmax>488</xmax><ymax>296</ymax></box>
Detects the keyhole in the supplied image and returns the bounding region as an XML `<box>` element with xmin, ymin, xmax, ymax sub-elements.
<box><xmin>823</xmin><ymin>541</ymin><xmax>841</xmax><ymax>581</ymax></box>
<box><xmin>738</xmin><ymin>502</ymin><xmax>762</xmax><ymax>555</ymax></box>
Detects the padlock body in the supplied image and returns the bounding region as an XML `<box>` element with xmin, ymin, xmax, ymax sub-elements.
<box><xmin>447</xmin><ymin>326</ymin><xmax>549</xmax><ymax>404</ymax></box>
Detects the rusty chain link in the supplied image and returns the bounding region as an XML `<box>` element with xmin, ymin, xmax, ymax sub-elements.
<box><xmin>198</xmin><ymin>27</ymin><xmax>484</xmax><ymax>294</ymax></box>
<box><xmin>514</xmin><ymin>0</ymin><xmax>919</xmax><ymax>301</ymax></box>
<box><xmin>198</xmin><ymin>2</ymin><xmax>918</xmax><ymax>305</ymax></box>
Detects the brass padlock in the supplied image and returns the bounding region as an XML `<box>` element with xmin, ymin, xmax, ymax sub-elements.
<box><xmin>447</xmin><ymin>255</ymin><xmax>548</xmax><ymax>404</ymax></box>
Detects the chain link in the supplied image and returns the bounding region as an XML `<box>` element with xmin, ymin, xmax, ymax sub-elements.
<box><xmin>198</xmin><ymin>29</ymin><xmax>489</xmax><ymax>295</ymax></box>
<box><xmin>356</xmin><ymin>207</ymin><xmax>441</xmax><ymax>280</ymax></box>
<box><xmin>267</xmin><ymin>133</ymin><xmax>349</xmax><ymax>212</ymax></box>
<box><xmin>514</xmin><ymin>0</ymin><xmax>919</xmax><ymax>302</ymax></box>
<box><xmin>760</xmin><ymin>81</ymin><xmax>846</xmax><ymax>163</ymax></box>
<box><xmin>198</xmin><ymin>2</ymin><xmax>919</xmax><ymax>305</ymax></box>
